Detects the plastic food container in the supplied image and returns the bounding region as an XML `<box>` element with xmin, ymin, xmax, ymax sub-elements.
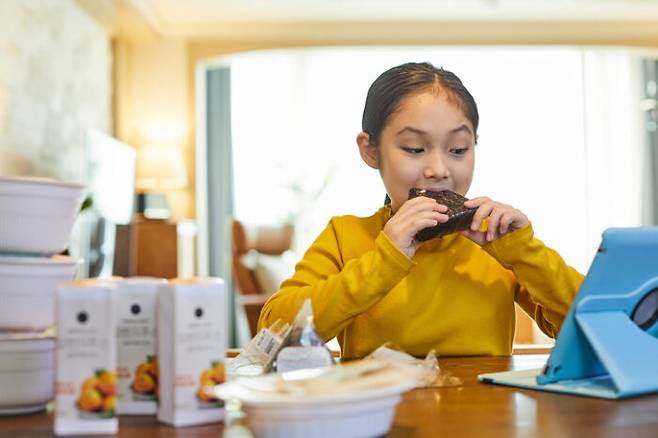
<box><xmin>0</xmin><ymin>255</ymin><xmax>78</xmax><ymax>330</ymax></box>
<box><xmin>216</xmin><ymin>360</ymin><xmax>417</xmax><ymax>438</ymax></box>
<box><xmin>0</xmin><ymin>176</ymin><xmax>85</xmax><ymax>255</ymax></box>
<box><xmin>0</xmin><ymin>332</ymin><xmax>55</xmax><ymax>415</ymax></box>
<box><xmin>240</xmin><ymin>384</ymin><xmax>409</xmax><ymax>438</ymax></box>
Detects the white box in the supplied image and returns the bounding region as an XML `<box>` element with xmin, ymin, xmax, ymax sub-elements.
<box><xmin>157</xmin><ymin>278</ymin><xmax>227</xmax><ymax>427</ymax></box>
<box><xmin>116</xmin><ymin>277</ymin><xmax>165</xmax><ymax>415</ymax></box>
<box><xmin>54</xmin><ymin>280</ymin><xmax>118</xmax><ymax>435</ymax></box>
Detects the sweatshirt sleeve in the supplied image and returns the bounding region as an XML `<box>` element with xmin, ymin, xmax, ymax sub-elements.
<box><xmin>483</xmin><ymin>224</ymin><xmax>585</xmax><ymax>338</ymax></box>
<box><xmin>257</xmin><ymin>217</ymin><xmax>415</xmax><ymax>341</ymax></box>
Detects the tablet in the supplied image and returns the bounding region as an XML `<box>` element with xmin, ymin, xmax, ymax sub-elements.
<box><xmin>480</xmin><ymin>227</ymin><xmax>658</xmax><ymax>399</ymax></box>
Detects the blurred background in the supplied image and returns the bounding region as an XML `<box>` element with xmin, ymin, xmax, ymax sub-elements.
<box><xmin>1</xmin><ymin>0</ymin><xmax>658</xmax><ymax>347</ymax></box>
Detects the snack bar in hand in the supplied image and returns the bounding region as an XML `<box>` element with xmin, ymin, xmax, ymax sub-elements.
<box><xmin>408</xmin><ymin>188</ymin><xmax>476</xmax><ymax>241</ymax></box>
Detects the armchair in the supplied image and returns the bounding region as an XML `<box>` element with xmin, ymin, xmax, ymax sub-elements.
<box><xmin>231</xmin><ymin>219</ymin><xmax>294</xmax><ymax>336</ymax></box>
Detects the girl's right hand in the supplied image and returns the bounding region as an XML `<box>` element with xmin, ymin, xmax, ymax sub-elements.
<box><xmin>383</xmin><ymin>196</ymin><xmax>449</xmax><ymax>259</ymax></box>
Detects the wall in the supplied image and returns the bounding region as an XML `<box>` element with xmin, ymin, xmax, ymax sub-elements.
<box><xmin>0</xmin><ymin>0</ymin><xmax>112</xmax><ymax>183</ymax></box>
<box><xmin>110</xmin><ymin>20</ymin><xmax>658</xmax><ymax>221</ymax></box>
<box><xmin>183</xmin><ymin>20</ymin><xmax>658</xmax><ymax>46</ymax></box>
<box><xmin>114</xmin><ymin>38</ymin><xmax>193</xmax><ymax>220</ymax></box>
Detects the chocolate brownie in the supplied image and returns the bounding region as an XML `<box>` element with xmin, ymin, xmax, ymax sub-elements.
<box><xmin>408</xmin><ymin>188</ymin><xmax>477</xmax><ymax>241</ymax></box>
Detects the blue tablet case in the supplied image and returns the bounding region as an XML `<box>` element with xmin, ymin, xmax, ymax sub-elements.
<box><xmin>479</xmin><ymin>227</ymin><xmax>658</xmax><ymax>399</ymax></box>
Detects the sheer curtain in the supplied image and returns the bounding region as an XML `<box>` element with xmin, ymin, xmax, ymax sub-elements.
<box><xmin>580</xmin><ymin>49</ymin><xmax>646</xmax><ymax>263</ymax></box>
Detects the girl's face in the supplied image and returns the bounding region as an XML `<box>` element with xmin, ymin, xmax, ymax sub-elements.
<box><xmin>359</xmin><ymin>91</ymin><xmax>476</xmax><ymax>213</ymax></box>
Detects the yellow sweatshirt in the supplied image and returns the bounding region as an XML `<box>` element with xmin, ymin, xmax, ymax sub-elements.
<box><xmin>258</xmin><ymin>206</ymin><xmax>584</xmax><ymax>358</ymax></box>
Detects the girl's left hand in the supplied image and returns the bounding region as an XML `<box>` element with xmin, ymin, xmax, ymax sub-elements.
<box><xmin>462</xmin><ymin>197</ymin><xmax>530</xmax><ymax>245</ymax></box>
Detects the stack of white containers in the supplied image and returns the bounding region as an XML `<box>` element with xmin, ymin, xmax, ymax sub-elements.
<box><xmin>0</xmin><ymin>176</ymin><xmax>85</xmax><ymax>414</ymax></box>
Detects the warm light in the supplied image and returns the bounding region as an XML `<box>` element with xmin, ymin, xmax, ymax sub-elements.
<box><xmin>136</xmin><ymin>145</ymin><xmax>188</xmax><ymax>191</ymax></box>
<box><xmin>0</xmin><ymin>85</ymin><xmax>7</xmax><ymax>136</ymax></box>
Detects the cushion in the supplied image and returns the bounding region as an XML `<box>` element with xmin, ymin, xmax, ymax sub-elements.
<box><xmin>252</xmin><ymin>250</ymin><xmax>298</xmax><ymax>296</ymax></box>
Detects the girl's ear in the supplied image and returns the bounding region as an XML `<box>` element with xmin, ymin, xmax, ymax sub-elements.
<box><xmin>357</xmin><ymin>132</ymin><xmax>379</xmax><ymax>169</ymax></box>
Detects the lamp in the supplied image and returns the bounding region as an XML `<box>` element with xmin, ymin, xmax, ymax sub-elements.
<box><xmin>135</xmin><ymin>145</ymin><xmax>187</xmax><ymax>220</ymax></box>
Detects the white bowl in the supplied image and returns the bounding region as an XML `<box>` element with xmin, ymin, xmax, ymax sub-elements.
<box><xmin>0</xmin><ymin>176</ymin><xmax>86</xmax><ymax>255</ymax></box>
<box><xmin>0</xmin><ymin>255</ymin><xmax>79</xmax><ymax>330</ymax></box>
<box><xmin>218</xmin><ymin>368</ymin><xmax>415</xmax><ymax>438</ymax></box>
<box><xmin>0</xmin><ymin>332</ymin><xmax>55</xmax><ymax>415</ymax></box>
<box><xmin>242</xmin><ymin>386</ymin><xmax>406</xmax><ymax>438</ymax></box>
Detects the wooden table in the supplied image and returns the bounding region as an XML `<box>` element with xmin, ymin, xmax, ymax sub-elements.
<box><xmin>2</xmin><ymin>355</ymin><xmax>658</xmax><ymax>437</ymax></box>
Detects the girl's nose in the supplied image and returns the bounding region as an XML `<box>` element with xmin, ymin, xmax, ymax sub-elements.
<box><xmin>423</xmin><ymin>153</ymin><xmax>449</xmax><ymax>179</ymax></box>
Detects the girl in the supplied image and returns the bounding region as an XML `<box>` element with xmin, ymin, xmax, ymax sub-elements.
<box><xmin>258</xmin><ymin>62</ymin><xmax>584</xmax><ymax>358</ymax></box>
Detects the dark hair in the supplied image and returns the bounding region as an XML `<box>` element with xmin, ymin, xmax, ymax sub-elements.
<box><xmin>361</xmin><ymin>62</ymin><xmax>479</xmax><ymax>146</ymax></box>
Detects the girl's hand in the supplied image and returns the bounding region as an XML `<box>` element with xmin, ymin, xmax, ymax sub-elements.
<box><xmin>462</xmin><ymin>197</ymin><xmax>529</xmax><ymax>245</ymax></box>
<box><xmin>384</xmin><ymin>196</ymin><xmax>449</xmax><ymax>259</ymax></box>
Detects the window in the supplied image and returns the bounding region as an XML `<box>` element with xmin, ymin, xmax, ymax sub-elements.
<box><xmin>229</xmin><ymin>46</ymin><xmax>645</xmax><ymax>274</ymax></box>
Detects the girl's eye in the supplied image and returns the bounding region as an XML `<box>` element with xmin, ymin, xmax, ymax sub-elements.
<box><xmin>450</xmin><ymin>147</ymin><xmax>469</xmax><ymax>156</ymax></box>
<box><xmin>402</xmin><ymin>147</ymin><xmax>424</xmax><ymax>154</ymax></box>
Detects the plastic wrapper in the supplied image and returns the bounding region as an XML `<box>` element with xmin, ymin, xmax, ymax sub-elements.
<box><xmin>274</xmin><ymin>298</ymin><xmax>335</xmax><ymax>373</ymax></box>
<box><xmin>218</xmin><ymin>358</ymin><xmax>420</xmax><ymax>398</ymax></box>
<box><xmin>228</xmin><ymin>319</ymin><xmax>291</xmax><ymax>377</ymax></box>
<box><xmin>366</xmin><ymin>343</ymin><xmax>462</xmax><ymax>388</ymax></box>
